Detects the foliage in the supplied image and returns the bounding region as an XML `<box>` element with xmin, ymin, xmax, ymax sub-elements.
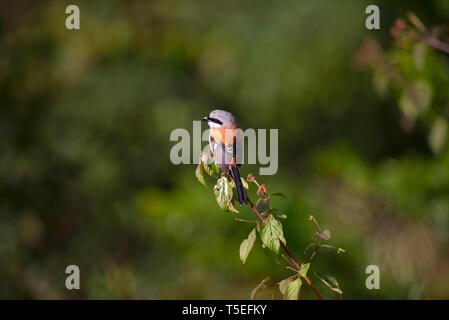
<box><xmin>355</xmin><ymin>12</ymin><xmax>449</xmax><ymax>154</ymax></box>
<box><xmin>196</xmin><ymin>163</ymin><xmax>344</xmax><ymax>299</ymax></box>
<box><xmin>2</xmin><ymin>0</ymin><xmax>449</xmax><ymax>300</ymax></box>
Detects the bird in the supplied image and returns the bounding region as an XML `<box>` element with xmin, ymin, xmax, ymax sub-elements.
<box><xmin>203</xmin><ymin>110</ymin><xmax>248</xmax><ymax>205</ymax></box>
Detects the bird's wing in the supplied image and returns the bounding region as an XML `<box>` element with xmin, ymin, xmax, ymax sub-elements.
<box><xmin>209</xmin><ymin>136</ymin><xmax>234</xmax><ymax>172</ymax></box>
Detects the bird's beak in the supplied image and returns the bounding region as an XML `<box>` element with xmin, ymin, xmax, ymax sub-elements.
<box><xmin>202</xmin><ymin>116</ymin><xmax>209</xmax><ymax>122</ymax></box>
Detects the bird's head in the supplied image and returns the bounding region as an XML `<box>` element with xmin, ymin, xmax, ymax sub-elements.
<box><xmin>202</xmin><ymin>109</ymin><xmax>237</xmax><ymax>128</ymax></box>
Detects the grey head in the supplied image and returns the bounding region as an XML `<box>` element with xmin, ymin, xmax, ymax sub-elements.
<box><xmin>202</xmin><ymin>109</ymin><xmax>239</xmax><ymax>128</ymax></box>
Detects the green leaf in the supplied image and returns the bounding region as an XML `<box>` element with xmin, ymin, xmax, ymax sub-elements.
<box><xmin>214</xmin><ymin>175</ymin><xmax>238</xmax><ymax>213</ymax></box>
<box><xmin>203</xmin><ymin>157</ymin><xmax>221</xmax><ymax>177</ymax></box>
<box><xmin>200</xmin><ymin>145</ymin><xmax>221</xmax><ymax>177</ymax></box>
<box><xmin>240</xmin><ymin>228</ymin><xmax>257</xmax><ymax>264</ymax></box>
<box><xmin>299</xmin><ymin>263</ymin><xmax>310</xmax><ymax>278</ymax></box>
<box><xmin>320</xmin><ymin>244</ymin><xmax>346</xmax><ymax>254</ymax></box>
<box><xmin>270</xmin><ymin>192</ymin><xmax>286</xmax><ymax>198</ymax></box>
<box><xmin>285</xmin><ymin>278</ymin><xmax>302</xmax><ymax>300</ymax></box>
<box><xmin>228</xmin><ymin>199</ymin><xmax>239</xmax><ymax>213</ymax></box>
<box><xmin>278</xmin><ymin>278</ymin><xmax>292</xmax><ymax>295</ymax></box>
<box><xmin>240</xmin><ymin>177</ymin><xmax>249</xmax><ymax>189</ymax></box>
<box><xmin>270</xmin><ymin>209</ymin><xmax>287</xmax><ymax>219</ymax></box>
<box><xmin>319</xmin><ymin>229</ymin><xmax>331</xmax><ymax>240</ymax></box>
<box><xmin>255</xmin><ymin>197</ymin><xmax>267</xmax><ymax>213</ymax></box>
<box><xmin>412</xmin><ymin>42</ymin><xmax>427</xmax><ymax>70</ymax></box>
<box><xmin>399</xmin><ymin>80</ymin><xmax>432</xmax><ymax>119</ymax></box>
<box><xmin>429</xmin><ymin>117</ymin><xmax>447</xmax><ymax>154</ymax></box>
<box><xmin>195</xmin><ymin>161</ymin><xmax>207</xmax><ymax>187</ymax></box>
<box><xmin>304</xmin><ymin>238</ymin><xmax>317</xmax><ymax>255</ymax></box>
<box><xmin>260</xmin><ymin>214</ymin><xmax>285</xmax><ymax>255</ymax></box>
<box><xmin>250</xmin><ymin>276</ymin><xmax>270</xmax><ymax>300</ymax></box>
<box><xmin>315</xmin><ymin>272</ymin><xmax>342</xmax><ymax>295</ymax></box>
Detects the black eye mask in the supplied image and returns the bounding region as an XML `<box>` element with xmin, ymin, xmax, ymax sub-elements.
<box><xmin>204</xmin><ymin>117</ymin><xmax>223</xmax><ymax>125</ymax></box>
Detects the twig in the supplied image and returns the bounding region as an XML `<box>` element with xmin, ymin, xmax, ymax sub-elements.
<box><xmin>309</xmin><ymin>238</ymin><xmax>322</xmax><ymax>263</ymax></box>
<box><xmin>303</xmin><ymin>275</ymin><xmax>325</xmax><ymax>300</ymax></box>
<box><xmin>235</xmin><ymin>218</ymin><xmax>257</xmax><ymax>223</ymax></box>
<box><xmin>406</xmin><ymin>12</ymin><xmax>449</xmax><ymax>55</ymax></box>
<box><xmin>281</xmin><ymin>253</ymin><xmax>295</xmax><ymax>267</ymax></box>
<box><xmin>279</xmin><ymin>240</ymin><xmax>301</xmax><ymax>271</ymax></box>
<box><xmin>420</xmin><ymin>35</ymin><xmax>449</xmax><ymax>55</ymax></box>
<box><xmin>286</xmin><ymin>266</ymin><xmax>298</xmax><ymax>273</ymax></box>
<box><xmin>336</xmin><ymin>282</ymin><xmax>343</xmax><ymax>301</ymax></box>
<box><xmin>276</xmin><ymin>273</ymin><xmax>299</xmax><ymax>285</ymax></box>
<box><xmin>246</xmin><ymin>193</ymin><xmax>325</xmax><ymax>300</ymax></box>
<box><xmin>247</xmin><ymin>197</ymin><xmax>267</xmax><ymax>222</ymax></box>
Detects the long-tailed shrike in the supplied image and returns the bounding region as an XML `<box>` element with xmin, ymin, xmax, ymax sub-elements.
<box><xmin>203</xmin><ymin>110</ymin><xmax>248</xmax><ymax>205</ymax></box>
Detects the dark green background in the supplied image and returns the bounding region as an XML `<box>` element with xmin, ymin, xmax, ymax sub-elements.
<box><xmin>1</xmin><ymin>0</ymin><xmax>448</xmax><ymax>299</ymax></box>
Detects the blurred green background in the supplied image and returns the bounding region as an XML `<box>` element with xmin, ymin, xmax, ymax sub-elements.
<box><xmin>1</xmin><ymin>0</ymin><xmax>449</xmax><ymax>299</ymax></box>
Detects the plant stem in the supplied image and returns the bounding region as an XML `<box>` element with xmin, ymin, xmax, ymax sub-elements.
<box><xmin>421</xmin><ymin>35</ymin><xmax>449</xmax><ymax>55</ymax></box>
<box><xmin>235</xmin><ymin>218</ymin><xmax>257</xmax><ymax>223</ymax></box>
<box><xmin>279</xmin><ymin>240</ymin><xmax>301</xmax><ymax>270</ymax></box>
<box><xmin>304</xmin><ymin>275</ymin><xmax>325</xmax><ymax>300</ymax></box>
<box><xmin>246</xmin><ymin>193</ymin><xmax>325</xmax><ymax>300</ymax></box>
<box><xmin>309</xmin><ymin>238</ymin><xmax>322</xmax><ymax>262</ymax></box>
<box><xmin>247</xmin><ymin>197</ymin><xmax>267</xmax><ymax>222</ymax></box>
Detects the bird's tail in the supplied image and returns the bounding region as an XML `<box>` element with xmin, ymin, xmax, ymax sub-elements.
<box><xmin>230</xmin><ymin>165</ymin><xmax>248</xmax><ymax>205</ymax></box>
